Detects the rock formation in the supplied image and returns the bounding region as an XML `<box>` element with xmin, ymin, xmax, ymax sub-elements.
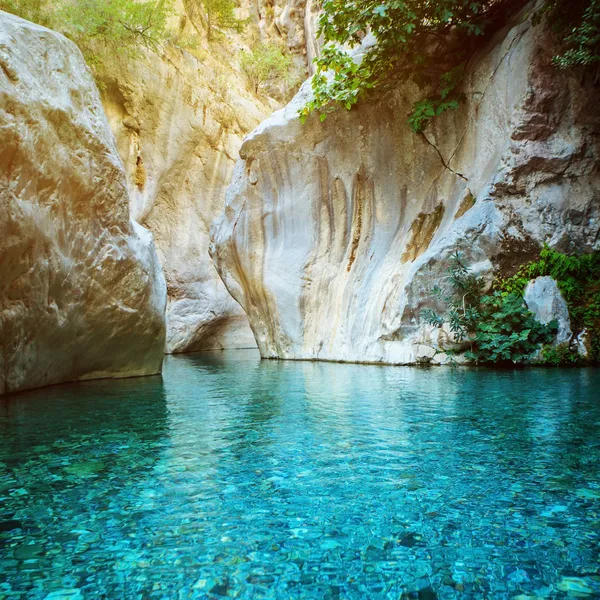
<box><xmin>524</xmin><ymin>277</ymin><xmax>572</xmax><ymax>346</ymax></box>
<box><xmin>211</xmin><ymin>4</ymin><xmax>600</xmax><ymax>365</ymax></box>
<box><xmin>101</xmin><ymin>0</ymin><xmax>313</xmax><ymax>353</ymax></box>
<box><xmin>101</xmin><ymin>47</ymin><xmax>265</xmax><ymax>353</ymax></box>
<box><xmin>0</xmin><ymin>12</ymin><xmax>167</xmax><ymax>395</ymax></box>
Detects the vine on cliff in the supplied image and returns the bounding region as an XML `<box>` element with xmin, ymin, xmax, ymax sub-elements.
<box><xmin>533</xmin><ymin>0</ymin><xmax>600</xmax><ymax>69</ymax></box>
<box><xmin>299</xmin><ymin>0</ymin><xmax>500</xmax><ymax>128</ymax></box>
<box><xmin>300</xmin><ymin>0</ymin><xmax>600</xmax><ymax>130</ymax></box>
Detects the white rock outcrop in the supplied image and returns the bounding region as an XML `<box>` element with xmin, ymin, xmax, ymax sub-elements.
<box><xmin>524</xmin><ymin>277</ymin><xmax>572</xmax><ymax>345</ymax></box>
<box><xmin>211</xmin><ymin>4</ymin><xmax>600</xmax><ymax>365</ymax></box>
<box><xmin>0</xmin><ymin>12</ymin><xmax>167</xmax><ymax>395</ymax></box>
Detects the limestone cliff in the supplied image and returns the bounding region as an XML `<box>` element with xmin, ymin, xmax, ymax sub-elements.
<box><xmin>0</xmin><ymin>12</ymin><xmax>167</xmax><ymax>394</ymax></box>
<box><xmin>211</xmin><ymin>4</ymin><xmax>600</xmax><ymax>365</ymax></box>
<box><xmin>101</xmin><ymin>0</ymin><xmax>312</xmax><ymax>353</ymax></box>
<box><xmin>101</xmin><ymin>47</ymin><xmax>267</xmax><ymax>353</ymax></box>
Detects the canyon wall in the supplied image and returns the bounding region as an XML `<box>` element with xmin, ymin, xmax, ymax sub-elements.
<box><xmin>211</xmin><ymin>5</ymin><xmax>600</xmax><ymax>365</ymax></box>
<box><xmin>0</xmin><ymin>12</ymin><xmax>167</xmax><ymax>394</ymax></box>
<box><xmin>102</xmin><ymin>0</ymin><xmax>313</xmax><ymax>353</ymax></box>
<box><xmin>101</xmin><ymin>47</ymin><xmax>266</xmax><ymax>353</ymax></box>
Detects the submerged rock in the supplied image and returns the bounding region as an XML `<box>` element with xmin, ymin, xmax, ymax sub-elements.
<box><xmin>43</xmin><ymin>591</ymin><xmax>83</xmax><ymax>600</ymax></box>
<box><xmin>556</xmin><ymin>576</ymin><xmax>596</xmax><ymax>596</ymax></box>
<box><xmin>211</xmin><ymin>4</ymin><xmax>600</xmax><ymax>365</ymax></box>
<box><xmin>524</xmin><ymin>277</ymin><xmax>572</xmax><ymax>345</ymax></box>
<box><xmin>0</xmin><ymin>12</ymin><xmax>167</xmax><ymax>395</ymax></box>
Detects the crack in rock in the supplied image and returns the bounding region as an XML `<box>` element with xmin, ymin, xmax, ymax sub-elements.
<box><xmin>421</xmin><ymin>132</ymin><xmax>469</xmax><ymax>181</ymax></box>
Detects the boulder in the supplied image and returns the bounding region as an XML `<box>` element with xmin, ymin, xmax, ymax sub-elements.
<box><xmin>0</xmin><ymin>12</ymin><xmax>167</xmax><ymax>395</ymax></box>
<box><xmin>524</xmin><ymin>277</ymin><xmax>572</xmax><ymax>345</ymax></box>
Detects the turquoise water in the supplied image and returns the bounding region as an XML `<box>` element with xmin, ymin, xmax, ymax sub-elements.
<box><xmin>1</xmin><ymin>352</ymin><xmax>599</xmax><ymax>599</ymax></box>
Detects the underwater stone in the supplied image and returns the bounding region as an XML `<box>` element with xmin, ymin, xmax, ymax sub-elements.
<box><xmin>43</xmin><ymin>590</ymin><xmax>83</xmax><ymax>600</ymax></box>
<box><xmin>556</xmin><ymin>577</ymin><xmax>595</xmax><ymax>596</ymax></box>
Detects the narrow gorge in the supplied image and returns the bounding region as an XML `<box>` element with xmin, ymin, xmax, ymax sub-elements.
<box><xmin>1</xmin><ymin>1</ymin><xmax>599</xmax><ymax>597</ymax></box>
<box><xmin>1</xmin><ymin>0</ymin><xmax>312</xmax><ymax>392</ymax></box>
<box><xmin>1</xmin><ymin>0</ymin><xmax>599</xmax><ymax>392</ymax></box>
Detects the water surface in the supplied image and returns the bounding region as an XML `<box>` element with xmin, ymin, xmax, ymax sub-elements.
<box><xmin>1</xmin><ymin>352</ymin><xmax>599</xmax><ymax>599</ymax></box>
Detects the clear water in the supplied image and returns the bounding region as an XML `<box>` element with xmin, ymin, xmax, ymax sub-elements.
<box><xmin>1</xmin><ymin>352</ymin><xmax>600</xmax><ymax>600</ymax></box>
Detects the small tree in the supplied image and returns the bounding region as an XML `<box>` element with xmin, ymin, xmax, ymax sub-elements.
<box><xmin>240</xmin><ymin>42</ymin><xmax>291</xmax><ymax>94</ymax></box>
<box><xmin>58</xmin><ymin>0</ymin><xmax>172</xmax><ymax>62</ymax></box>
<box><xmin>1</xmin><ymin>0</ymin><xmax>173</xmax><ymax>70</ymax></box>
<box><xmin>191</xmin><ymin>0</ymin><xmax>244</xmax><ymax>41</ymax></box>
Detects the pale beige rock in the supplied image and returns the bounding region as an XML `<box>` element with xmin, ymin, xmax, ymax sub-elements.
<box><xmin>303</xmin><ymin>0</ymin><xmax>322</xmax><ymax>73</ymax></box>
<box><xmin>524</xmin><ymin>276</ymin><xmax>572</xmax><ymax>345</ymax></box>
<box><xmin>0</xmin><ymin>12</ymin><xmax>167</xmax><ymax>394</ymax></box>
<box><xmin>101</xmin><ymin>43</ymin><xmax>271</xmax><ymax>353</ymax></box>
<box><xmin>211</xmin><ymin>5</ymin><xmax>600</xmax><ymax>365</ymax></box>
<box><xmin>100</xmin><ymin>0</ymin><xmax>313</xmax><ymax>353</ymax></box>
<box><xmin>98</xmin><ymin>0</ymin><xmax>319</xmax><ymax>354</ymax></box>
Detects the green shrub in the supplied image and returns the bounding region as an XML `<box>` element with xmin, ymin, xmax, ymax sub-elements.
<box><xmin>499</xmin><ymin>246</ymin><xmax>600</xmax><ymax>363</ymax></box>
<box><xmin>422</xmin><ymin>252</ymin><xmax>557</xmax><ymax>365</ymax></box>
<box><xmin>467</xmin><ymin>292</ymin><xmax>558</xmax><ymax>364</ymax></box>
<box><xmin>0</xmin><ymin>0</ymin><xmax>173</xmax><ymax>72</ymax></box>
<box><xmin>0</xmin><ymin>0</ymin><xmax>52</xmax><ymax>27</ymax></box>
<box><xmin>534</xmin><ymin>0</ymin><xmax>600</xmax><ymax>69</ymax></box>
<box><xmin>299</xmin><ymin>0</ymin><xmax>495</xmax><ymax>126</ymax></box>
<box><xmin>188</xmin><ymin>0</ymin><xmax>245</xmax><ymax>42</ymax></box>
<box><xmin>540</xmin><ymin>344</ymin><xmax>583</xmax><ymax>366</ymax></box>
<box><xmin>240</xmin><ymin>43</ymin><xmax>291</xmax><ymax>95</ymax></box>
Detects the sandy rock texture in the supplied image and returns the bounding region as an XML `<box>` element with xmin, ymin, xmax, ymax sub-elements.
<box><xmin>0</xmin><ymin>12</ymin><xmax>167</xmax><ymax>395</ymax></box>
<box><xmin>101</xmin><ymin>0</ymin><xmax>315</xmax><ymax>353</ymax></box>
<box><xmin>211</xmin><ymin>4</ymin><xmax>600</xmax><ymax>365</ymax></box>
<box><xmin>101</xmin><ymin>45</ymin><xmax>266</xmax><ymax>353</ymax></box>
<box><xmin>255</xmin><ymin>0</ymin><xmax>312</xmax><ymax>83</ymax></box>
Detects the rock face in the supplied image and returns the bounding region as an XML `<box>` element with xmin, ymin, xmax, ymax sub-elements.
<box><xmin>211</xmin><ymin>4</ymin><xmax>600</xmax><ymax>365</ymax></box>
<box><xmin>524</xmin><ymin>277</ymin><xmax>572</xmax><ymax>345</ymax></box>
<box><xmin>0</xmin><ymin>12</ymin><xmax>167</xmax><ymax>395</ymax></box>
<box><xmin>101</xmin><ymin>46</ymin><xmax>267</xmax><ymax>353</ymax></box>
<box><xmin>101</xmin><ymin>0</ymin><xmax>314</xmax><ymax>354</ymax></box>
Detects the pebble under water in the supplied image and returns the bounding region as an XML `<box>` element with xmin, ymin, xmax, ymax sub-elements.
<box><xmin>1</xmin><ymin>352</ymin><xmax>599</xmax><ymax>599</ymax></box>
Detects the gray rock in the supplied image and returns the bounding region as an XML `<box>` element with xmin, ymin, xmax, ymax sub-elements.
<box><xmin>524</xmin><ymin>277</ymin><xmax>572</xmax><ymax>345</ymax></box>
<box><xmin>574</xmin><ymin>328</ymin><xmax>591</xmax><ymax>359</ymax></box>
